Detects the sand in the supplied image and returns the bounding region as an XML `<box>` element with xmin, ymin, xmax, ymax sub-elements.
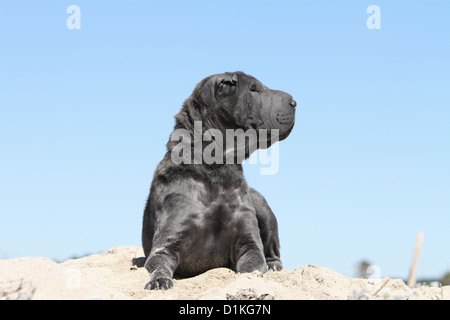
<box><xmin>0</xmin><ymin>245</ymin><xmax>448</xmax><ymax>300</ymax></box>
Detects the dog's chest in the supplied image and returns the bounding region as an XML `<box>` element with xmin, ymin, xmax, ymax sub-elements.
<box><xmin>203</xmin><ymin>184</ymin><xmax>254</xmax><ymax>218</ymax></box>
<box><xmin>175</xmin><ymin>183</ymin><xmax>256</xmax><ymax>276</ymax></box>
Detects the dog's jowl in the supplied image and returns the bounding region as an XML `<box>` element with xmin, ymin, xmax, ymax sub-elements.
<box><xmin>141</xmin><ymin>72</ymin><xmax>296</xmax><ymax>290</ymax></box>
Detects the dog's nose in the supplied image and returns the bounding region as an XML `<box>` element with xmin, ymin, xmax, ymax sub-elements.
<box><xmin>290</xmin><ymin>100</ymin><xmax>297</xmax><ymax>108</ymax></box>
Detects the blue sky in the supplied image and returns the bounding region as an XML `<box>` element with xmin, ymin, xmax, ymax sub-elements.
<box><xmin>0</xmin><ymin>1</ymin><xmax>449</xmax><ymax>280</ymax></box>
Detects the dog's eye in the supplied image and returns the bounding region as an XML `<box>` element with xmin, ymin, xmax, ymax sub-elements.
<box><xmin>249</xmin><ymin>84</ymin><xmax>259</xmax><ymax>92</ymax></box>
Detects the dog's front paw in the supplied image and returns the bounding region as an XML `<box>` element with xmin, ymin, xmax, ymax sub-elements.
<box><xmin>267</xmin><ymin>260</ymin><xmax>283</xmax><ymax>271</ymax></box>
<box><xmin>144</xmin><ymin>276</ymin><xmax>173</xmax><ymax>290</ymax></box>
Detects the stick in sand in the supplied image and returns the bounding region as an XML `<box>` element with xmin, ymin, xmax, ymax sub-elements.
<box><xmin>370</xmin><ymin>276</ymin><xmax>390</xmax><ymax>296</ymax></box>
<box><xmin>407</xmin><ymin>231</ymin><xmax>424</xmax><ymax>288</ymax></box>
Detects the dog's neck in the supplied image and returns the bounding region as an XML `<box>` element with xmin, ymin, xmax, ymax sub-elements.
<box><xmin>166</xmin><ymin>99</ymin><xmax>255</xmax><ymax>166</ymax></box>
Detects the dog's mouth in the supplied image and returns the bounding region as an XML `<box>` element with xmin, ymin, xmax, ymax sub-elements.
<box><xmin>255</xmin><ymin>120</ymin><xmax>294</xmax><ymax>146</ymax></box>
<box><xmin>272</xmin><ymin>105</ymin><xmax>295</xmax><ymax>139</ymax></box>
<box><xmin>276</xmin><ymin>112</ymin><xmax>295</xmax><ymax>126</ymax></box>
<box><xmin>279</xmin><ymin>121</ymin><xmax>295</xmax><ymax>141</ymax></box>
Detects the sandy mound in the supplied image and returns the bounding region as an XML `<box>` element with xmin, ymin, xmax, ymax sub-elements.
<box><xmin>0</xmin><ymin>246</ymin><xmax>448</xmax><ymax>300</ymax></box>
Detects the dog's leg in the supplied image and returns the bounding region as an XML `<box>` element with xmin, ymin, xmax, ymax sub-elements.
<box><xmin>143</xmin><ymin>225</ymin><xmax>188</xmax><ymax>290</ymax></box>
<box><xmin>143</xmin><ymin>253</ymin><xmax>175</xmax><ymax>290</ymax></box>
<box><xmin>233</xmin><ymin>210</ymin><xmax>268</xmax><ymax>274</ymax></box>
<box><xmin>143</xmin><ymin>248</ymin><xmax>178</xmax><ymax>290</ymax></box>
<box><xmin>249</xmin><ymin>188</ymin><xmax>283</xmax><ymax>271</ymax></box>
<box><xmin>143</xmin><ymin>181</ymin><xmax>209</xmax><ymax>290</ymax></box>
<box><xmin>143</xmin><ymin>233</ymin><xmax>184</xmax><ymax>290</ymax></box>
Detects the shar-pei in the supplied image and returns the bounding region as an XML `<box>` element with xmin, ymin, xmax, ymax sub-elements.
<box><xmin>141</xmin><ymin>71</ymin><xmax>296</xmax><ymax>290</ymax></box>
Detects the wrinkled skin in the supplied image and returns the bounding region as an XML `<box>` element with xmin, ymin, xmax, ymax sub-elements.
<box><xmin>141</xmin><ymin>71</ymin><xmax>296</xmax><ymax>290</ymax></box>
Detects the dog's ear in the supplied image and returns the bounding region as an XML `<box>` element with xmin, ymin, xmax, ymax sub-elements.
<box><xmin>197</xmin><ymin>73</ymin><xmax>238</xmax><ymax>106</ymax></box>
<box><xmin>216</xmin><ymin>73</ymin><xmax>238</xmax><ymax>97</ymax></box>
<box><xmin>217</xmin><ymin>73</ymin><xmax>238</xmax><ymax>87</ymax></box>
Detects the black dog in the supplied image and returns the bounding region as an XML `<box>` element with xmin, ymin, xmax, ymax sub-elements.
<box><xmin>141</xmin><ymin>72</ymin><xmax>296</xmax><ymax>290</ymax></box>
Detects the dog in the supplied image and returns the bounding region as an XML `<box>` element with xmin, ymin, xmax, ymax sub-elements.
<box><xmin>141</xmin><ymin>71</ymin><xmax>296</xmax><ymax>290</ymax></box>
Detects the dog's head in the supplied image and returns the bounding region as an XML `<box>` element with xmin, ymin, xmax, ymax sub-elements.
<box><xmin>192</xmin><ymin>71</ymin><xmax>296</xmax><ymax>144</ymax></box>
